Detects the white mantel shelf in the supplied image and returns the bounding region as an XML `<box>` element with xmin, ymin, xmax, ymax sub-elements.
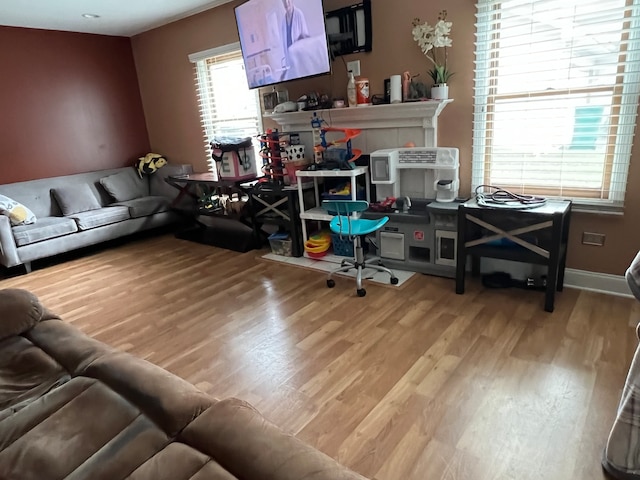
<box><xmin>265</xmin><ymin>100</ymin><xmax>452</xmax><ymax>131</ymax></box>
<box><xmin>264</xmin><ymin>99</ymin><xmax>453</xmax><ymax>149</ymax></box>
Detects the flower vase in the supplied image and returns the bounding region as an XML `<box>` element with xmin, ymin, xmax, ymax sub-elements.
<box><xmin>430</xmin><ymin>84</ymin><xmax>449</xmax><ymax>100</ymax></box>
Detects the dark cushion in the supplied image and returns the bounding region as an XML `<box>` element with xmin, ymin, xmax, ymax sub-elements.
<box><xmin>51</xmin><ymin>185</ymin><xmax>101</xmax><ymax>216</ymax></box>
<box><xmin>68</xmin><ymin>207</ymin><xmax>130</xmax><ymax>231</ymax></box>
<box><xmin>113</xmin><ymin>196</ymin><xmax>170</xmax><ymax>219</ymax></box>
<box><xmin>12</xmin><ymin>216</ymin><xmax>78</xmax><ymax>247</ymax></box>
<box><xmin>0</xmin><ymin>289</ymin><xmax>44</xmax><ymax>340</ymax></box>
<box><xmin>99</xmin><ymin>169</ymin><xmax>148</xmax><ymax>202</ymax></box>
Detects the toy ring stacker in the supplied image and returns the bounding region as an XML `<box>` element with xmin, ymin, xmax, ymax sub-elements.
<box><xmin>304</xmin><ymin>231</ymin><xmax>331</xmax><ymax>258</ymax></box>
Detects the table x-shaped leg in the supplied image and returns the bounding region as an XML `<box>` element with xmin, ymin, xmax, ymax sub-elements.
<box><xmin>166</xmin><ymin>178</ymin><xmax>199</xmax><ymax>207</ymax></box>
<box><xmin>465</xmin><ymin>214</ymin><xmax>552</xmax><ymax>258</ymax></box>
<box><xmin>252</xmin><ymin>195</ymin><xmax>290</xmax><ymax>221</ymax></box>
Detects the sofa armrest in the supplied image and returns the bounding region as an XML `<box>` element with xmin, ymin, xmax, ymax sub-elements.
<box><xmin>180</xmin><ymin>398</ymin><xmax>369</xmax><ymax>480</ymax></box>
<box><xmin>0</xmin><ymin>215</ymin><xmax>21</xmax><ymax>268</ymax></box>
<box><xmin>149</xmin><ymin>164</ymin><xmax>194</xmax><ymax>199</ymax></box>
<box><xmin>0</xmin><ymin>289</ymin><xmax>58</xmax><ymax>341</ymax></box>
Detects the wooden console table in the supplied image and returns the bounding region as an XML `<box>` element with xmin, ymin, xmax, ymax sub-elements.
<box><xmin>455</xmin><ymin>198</ymin><xmax>572</xmax><ymax>312</ymax></box>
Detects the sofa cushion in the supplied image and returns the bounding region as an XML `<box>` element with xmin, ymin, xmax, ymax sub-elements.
<box><xmin>69</xmin><ymin>206</ymin><xmax>130</xmax><ymax>231</ymax></box>
<box><xmin>114</xmin><ymin>196</ymin><xmax>171</xmax><ymax>219</ymax></box>
<box><xmin>52</xmin><ymin>184</ymin><xmax>102</xmax><ymax>216</ymax></box>
<box><xmin>12</xmin><ymin>216</ymin><xmax>78</xmax><ymax>247</ymax></box>
<box><xmin>0</xmin><ymin>194</ymin><xmax>36</xmax><ymax>226</ymax></box>
<box><xmin>100</xmin><ymin>169</ymin><xmax>148</xmax><ymax>202</ymax></box>
<box><xmin>0</xmin><ymin>377</ymin><xmax>152</xmax><ymax>479</ymax></box>
<box><xmin>0</xmin><ymin>336</ymin><xmax>70</xmax><ymax>418</ymax></box>
<box><xmin>0</xmin><ymin>289</ymin><xmax>44</xmax><ymax>341</ymax></box>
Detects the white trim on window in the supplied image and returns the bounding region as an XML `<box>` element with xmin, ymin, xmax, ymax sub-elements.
<box><xmin>189</xmin><ymin>43</ymin><xmax>263</xmax><ymax>173</ymax></box>
<box><xmin>473</xmin><ymin>0</ymin><xmax>640</xmax><ymax>213</ymax></box>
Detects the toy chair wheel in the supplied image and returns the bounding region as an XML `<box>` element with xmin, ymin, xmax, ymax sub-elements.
<box><xmin>327</xmin><ymin>279</ymin><xmax>336</xmax><ymax>288</ymax></box>
<box><xmin>357</xmin><ymin>288</ymin><xmax>366</xmax><ymax>297</ymax></box>
<box><xmin>390</xmin><ymin>277</ymin><xmax>399</xmax><ymax>285</ymax></box>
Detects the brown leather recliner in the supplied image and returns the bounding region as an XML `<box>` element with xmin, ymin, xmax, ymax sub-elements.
<box><xmin>0</xmin><ymin>288</ymin><xmax>367</xmax><ymax>480</ymax></box>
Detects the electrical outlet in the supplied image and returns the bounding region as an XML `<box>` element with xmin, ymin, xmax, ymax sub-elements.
<box><xmin>347</xmin><ymin>60</ymin><xmax>361</xmax><ymax>77</ymax></box>
<box><xmin>582</xmin><ymin>232</ymin><xmax>606</xmax><ymax>246</ymax></box>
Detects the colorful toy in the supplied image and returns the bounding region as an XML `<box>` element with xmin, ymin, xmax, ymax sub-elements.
<box><xmin>136</xmin><ymin>153</ymin><xmax>167</xmax><ymax>178</ymax></box>
<box><xmin>258</xmin><ymin>129</ymin><xmax>287</xmax><ymax>184</ymax></box>
<box><xmin>304</xmin><ymin>230</ymin><xmax>332</xmax><ymax>259</ymax></box>
<box><xmin>311</xmin><ymin>114</ymin><xmax>362</xmax><ymax>169</ymax></box>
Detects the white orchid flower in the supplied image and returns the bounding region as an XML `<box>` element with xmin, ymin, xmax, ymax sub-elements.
<box><xmin>434</xmin><ymin>20</ymin><xmax>452</xmax><ymax>36</ymax></box>
<box><xmin>433</xmin><ymin>36</ymin><xmax>453</xmax><ymax>48</ymax></box>
<box><xmin>412</xmin><ymin>12</ymin><xmax>454</xmax><ymax>85</ymax></box>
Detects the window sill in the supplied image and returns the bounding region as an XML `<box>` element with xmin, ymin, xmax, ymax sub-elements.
<box><xmin>569</xmin><ymin>200</ymin><xmax>624</xmax><ymax>215</ymax></box>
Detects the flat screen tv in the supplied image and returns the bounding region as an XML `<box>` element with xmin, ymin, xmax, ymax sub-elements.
<box><xmin>234</xmin><ymin>0</ymin><xmax>331</xmax><ymax>90</ymax></box>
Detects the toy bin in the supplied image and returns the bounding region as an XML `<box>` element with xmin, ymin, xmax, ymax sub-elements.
<box><xmin>268</xmin><ymin>232</ymin><xmax>292</xmax><ymax>257</ymax></box>
<box><xmin>210</xmin><ymin>137</ymin><xmax>257</xmax><ymax>181</ymax></box>
<box><xmin>331</xmin><ymin>233</ymin><xmax>354</xmax><ymax>257</ymax></box>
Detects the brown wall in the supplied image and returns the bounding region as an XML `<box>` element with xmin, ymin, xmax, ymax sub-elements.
<box><xmin>0</xmin><ymin>26</ymin><xmax>150</xmax><ymax>184</ymax></box>
<box><xmin>132</xmin><ymin>0</ymin><xmax>640</xmax><ymax>276</ymax></box>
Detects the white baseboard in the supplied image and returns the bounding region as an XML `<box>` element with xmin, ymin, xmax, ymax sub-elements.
<box><xmin>564</xmin><ymin>268</ymin><xmax>633</xmax><ymax>298</ymax></box>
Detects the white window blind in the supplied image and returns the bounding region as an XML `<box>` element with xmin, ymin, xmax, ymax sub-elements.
<box><xmin>190</xmin><ymin>44</ymin><xmax>262</xmax><ymax>174</ymax></box>
<box><xmin>473</xmin><ymin>0</ymin><xmax>640</xmax><ymax>212</ymax></box>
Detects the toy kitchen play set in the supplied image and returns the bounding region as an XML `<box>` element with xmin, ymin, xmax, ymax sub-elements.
<box><xmin>363</xmin><ymin>147</ymin><xmax>462</xmax><ymax>278</ymax></box>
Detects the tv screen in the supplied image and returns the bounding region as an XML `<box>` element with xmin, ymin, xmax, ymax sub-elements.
<box><xmin>234</xmin><ymin>0</ymin><xmax>331</xmax><ymax>89</ymax></box>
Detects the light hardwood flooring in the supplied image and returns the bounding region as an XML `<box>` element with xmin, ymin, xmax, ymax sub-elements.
<box><xmin>1</xmin><ymin>233</ymin><xmax>637</xmax><ymax>480</ymax></box>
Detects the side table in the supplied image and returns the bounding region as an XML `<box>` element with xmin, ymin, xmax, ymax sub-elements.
<box><xmin>165</xmin><ymin>173</ymin><xmax>261</xmax><ymax>252</ymax></box>
<box><xmin>244</xmin><ymin>181</ymin><xmax>312</xmax><ymax>257</ymax></box>
<box><xmin>455</xmin><ymin>198</ymin><xmax>572</xmax><ymax>312</ymax></box>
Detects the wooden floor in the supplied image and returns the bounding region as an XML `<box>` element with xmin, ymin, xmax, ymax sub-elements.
<box><xmin>1</xmin><ymin>233</ymin><xmax>637</xmax><ymax>480</ymax></box>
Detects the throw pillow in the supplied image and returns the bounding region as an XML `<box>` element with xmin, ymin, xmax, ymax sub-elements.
<box><xmin>52</xmin><ymin>184</ymin><xmax>102</xmax><ymax>216</ymax></box>
<box><xmin>0</xmin><ymin>194</ymin><xmax>36</xmax><ymax>226</ymax></box>
<box><xmin>99</xmin><ymin>168</ymin><xmax>147</xmax><ymax>202</ymax></box>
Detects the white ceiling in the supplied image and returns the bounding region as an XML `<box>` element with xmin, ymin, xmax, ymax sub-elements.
<box><xmin>0</xmin><ymin>0</ymin><xmax>235</xmax><ymax>37</ymax></box>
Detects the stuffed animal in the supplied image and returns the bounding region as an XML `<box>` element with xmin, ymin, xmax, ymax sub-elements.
<box><xmin>136</xmin><ymin>153</ymin><xmax>167</xmax><ymax>178</ymax></box>
<box><xmin>223</xmin><ymin>196</ymin><xmax>246</xmax><ymax>217</ymax></box>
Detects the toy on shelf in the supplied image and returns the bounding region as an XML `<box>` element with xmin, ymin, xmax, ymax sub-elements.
<box><xmin>258</xmin><ymin>129</ymin><xmax>287</xmax><ymax>185</ymax></box>
<box><xmin>321</xmin><ymin>182</ymin><xmax>365</xmax><ymax>201</ymax></box>
<box><xmin>257</xmin><ymin>129</ymin><xmax>311</xmax><ymax>185</ymax></box>
<box><xmin>310</xmin><ymin>113</ymin><xmax>362</xmax><ymax>170</ymax></box>
<box><xmin>304</xmin><ymin>230</ymin><xmax>331</xmax><ymax>259</ymax></box>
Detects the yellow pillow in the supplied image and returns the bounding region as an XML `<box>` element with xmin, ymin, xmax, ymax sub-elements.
<box><xmin>0</xmin><ymin>194</ymin><xmax>36</xmax><ymax>226</ymax></box>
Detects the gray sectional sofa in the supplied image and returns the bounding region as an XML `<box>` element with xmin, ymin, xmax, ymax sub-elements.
<box><xmin>0</xmin><ymin>164</ymin><xmax>193</xmax><ymax>273</ymax></box>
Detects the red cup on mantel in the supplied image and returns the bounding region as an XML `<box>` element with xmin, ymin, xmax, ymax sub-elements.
<box><xmin>356</xmin><ymin>78</ymin><xmax>370</xmax><ymax>106</ymax></box>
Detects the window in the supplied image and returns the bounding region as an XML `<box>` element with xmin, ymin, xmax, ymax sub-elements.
<box><xmin>189</xmin><ymin>43</ymin><xmax>263</xmax><ymax>175</ymax></box>
<box><xmin>473</xmin><ymin>0</ymin><xmax>640</xmax><ymax>212</ymax></box>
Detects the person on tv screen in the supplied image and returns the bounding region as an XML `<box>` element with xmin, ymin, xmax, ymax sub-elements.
<box><xmin>280</xmin><ymin>0</ymin><xmax>309</xmax><ymax>79</ymax></box>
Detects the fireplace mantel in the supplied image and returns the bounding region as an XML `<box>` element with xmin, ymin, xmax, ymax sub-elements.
<box><xmin>264</xmin><ymin>99</ymin><xmax>452</xmax><ymax>150</ymax></box>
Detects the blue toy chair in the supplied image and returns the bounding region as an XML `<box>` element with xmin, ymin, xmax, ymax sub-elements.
<box><xmin>323</xmin><ymin>200</ymin><xmax>398</xmax><ymax>297</ymax></box>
